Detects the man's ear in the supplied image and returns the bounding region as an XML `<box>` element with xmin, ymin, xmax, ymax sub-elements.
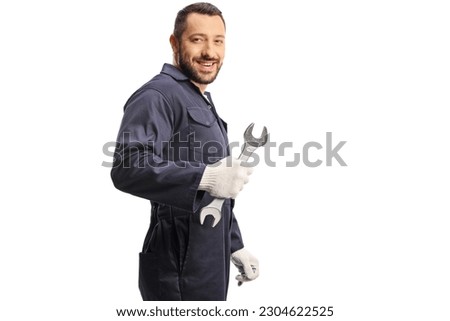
<box><xmin>169</xmin><ymin>34</ymin><xmax>178</xmax><ymax>55</ymax></box>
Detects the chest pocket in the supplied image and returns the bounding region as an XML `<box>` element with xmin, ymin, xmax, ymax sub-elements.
<box><xmin>186</xmin><ymin>106</ymin><xmax>226</xmax><ymax>164</ymax></box>
<box><xmin>186</xmin><ymin>106</ymin><xmax>216</xmax><ymax>127</ymax></box>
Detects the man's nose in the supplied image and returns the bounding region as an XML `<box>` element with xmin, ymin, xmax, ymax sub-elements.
<box><xmin>201</xmin><ymin>40</ymin><xmax>215</xmax><ymax>58</ymax></box>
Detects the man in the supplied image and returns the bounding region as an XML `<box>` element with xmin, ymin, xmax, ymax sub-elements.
<box><xmin>111</xmin><ymin>3</ymin><xmax>259</xmax><ymax>301</ymax></box>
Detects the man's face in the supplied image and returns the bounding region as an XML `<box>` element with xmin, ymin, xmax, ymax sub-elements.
<box><xmin>175</xmin><ymin>13</ymin><xmax>225</xmax><ymax>86</ymax></box>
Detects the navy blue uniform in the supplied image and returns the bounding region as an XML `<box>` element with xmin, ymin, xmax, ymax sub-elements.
<box><xmin>111</xmin><ymin>64</ymin><xmax>244</xmax><ymax>300</ymax></box>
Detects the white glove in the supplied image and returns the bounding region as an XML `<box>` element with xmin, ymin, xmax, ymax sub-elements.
<box><xmin>231</xmin><ymin>248</ymin><xmax>259</xmax><ymax>285</ymax></box>
<box><xmin>198</xmin><ymin>156</ymin><xmax>253</xmax><ymax>199</ymax></box>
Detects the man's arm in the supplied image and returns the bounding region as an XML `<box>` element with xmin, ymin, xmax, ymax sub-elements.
<box><xmin>111</xmin><ymin>88</ymin><xmax>206</xmax><ymax>212</ymax></box>
<box><xmin>229</xmin><ymin>200</ymin><xmax>244</xmax><ymax>252</ymax></box>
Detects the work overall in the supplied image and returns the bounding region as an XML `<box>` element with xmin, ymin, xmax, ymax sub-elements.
<box><xmin>111</xmin><ymin>64</ymin><xmax>244</xmax><ymax>300</ymax></box>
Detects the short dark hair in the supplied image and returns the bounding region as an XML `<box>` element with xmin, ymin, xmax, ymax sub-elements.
<box><xmin>173</xmin><ymin>2</ymin><xmax>225</xmax><ymax>41</ymax></box>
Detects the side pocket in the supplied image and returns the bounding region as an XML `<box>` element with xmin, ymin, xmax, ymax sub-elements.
<box><xmin>142</xmin><ymin>222</ymin><xmax>159</xmax><ymax>253</ymax></box>
<box><xmin>138</xmin><ymin>252</ymin><xmax>160</xmax><ymax>301</ymax></box>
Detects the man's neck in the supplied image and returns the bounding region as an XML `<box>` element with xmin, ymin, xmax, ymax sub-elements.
<box><xmin>191</xmin><ymin>81</ymin><xmax>207</xmax><ymax>94</ymax></box>
<box><xmin>171</xmin><ymin>62</ymin><xmax>208</xmax><ymax>93</ymax></box>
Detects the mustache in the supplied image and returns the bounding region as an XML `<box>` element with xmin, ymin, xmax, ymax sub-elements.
<box><xmin>196</xmin><ymin>54</ymin><xmax>219</xmax><ymax>62</ymax></box>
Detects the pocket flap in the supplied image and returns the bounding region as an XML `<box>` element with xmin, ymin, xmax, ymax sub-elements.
<box><xmin>186</xmin><ymin>106</ymin><xmax>216</xmax><ymax>127</ymax></box>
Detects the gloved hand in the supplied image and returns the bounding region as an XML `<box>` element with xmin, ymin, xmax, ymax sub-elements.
<box><xmin>198</xmin><ymin>156</ymin><xmax>253</xmax><ymax>199</ymax></box>
<box><xmin>231</xmin><ymin>248</ymin><xmax>259</xmax><ymax>286</ymax></box>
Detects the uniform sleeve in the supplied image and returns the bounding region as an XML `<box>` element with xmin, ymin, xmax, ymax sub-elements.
<box><xmin>111</xmin><ymin>88</ymin><xmax>207</xmax><ymax>212</ymax></box>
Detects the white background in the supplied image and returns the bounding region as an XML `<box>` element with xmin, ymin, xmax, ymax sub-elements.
<box><xmin>1</xmin><ymin>0</ymin><xmax>449</xmax><ymax>320</ymax></box>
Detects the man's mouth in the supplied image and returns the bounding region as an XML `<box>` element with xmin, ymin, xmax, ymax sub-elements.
<box><xmin>197</xmin><ymin>60</ymin><xmax>217</xmax><ymax>72</ymax></box>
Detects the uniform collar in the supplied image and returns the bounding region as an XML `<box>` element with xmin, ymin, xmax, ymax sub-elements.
<box><xmin>161</xmin><ymin>63</ymin><xmax>189</xmax><ymax>81</ymax></box>
<box><xmin>161</xmin><ymin>63</ymin><xmax>213</xmax><ymax>97</ymax></box>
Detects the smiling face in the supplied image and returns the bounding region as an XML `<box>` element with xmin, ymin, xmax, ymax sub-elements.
<box><xmin>170</xmin><ymin>13</ymin><xmax>226</xmax><ymax>92</ymax></box>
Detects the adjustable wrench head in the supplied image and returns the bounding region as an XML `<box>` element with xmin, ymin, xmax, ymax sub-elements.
<box><xmin>244</xmin><ymin>123</ymin><xmax>269</xmax><ymax>147</ymax></box>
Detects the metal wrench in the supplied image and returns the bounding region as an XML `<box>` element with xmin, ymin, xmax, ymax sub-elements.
<box><xmin>199</xmin><ymin>123</ymin><xmax>269</xmax><ymax>227</ymax></box>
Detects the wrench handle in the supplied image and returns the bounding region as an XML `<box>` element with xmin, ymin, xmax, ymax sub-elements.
<box><xmin>238</xmin><ymin>143</ymin><xmax>258</xmax><ymax>162</ymax></box>
<box><xmin>208</xmin><ymin>197</ymin><xmax>225</xmax><ymax>211</ymax></box>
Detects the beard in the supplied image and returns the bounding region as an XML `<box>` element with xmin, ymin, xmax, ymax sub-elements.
<box><xmin>178</xmin><ymin>47</ymin><xmax>222</xmax><ymax>85</ymax></box>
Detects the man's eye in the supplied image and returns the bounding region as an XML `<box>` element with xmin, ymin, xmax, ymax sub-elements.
<box><xmin>192</xmin><ymin>38</ymin><xmax>203</xmax><ymax>43</ymax></box>
<box><xmin>215</xmin><ymin>39</ymin><xmax>224</xmax><ymax>44</ymax></box>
